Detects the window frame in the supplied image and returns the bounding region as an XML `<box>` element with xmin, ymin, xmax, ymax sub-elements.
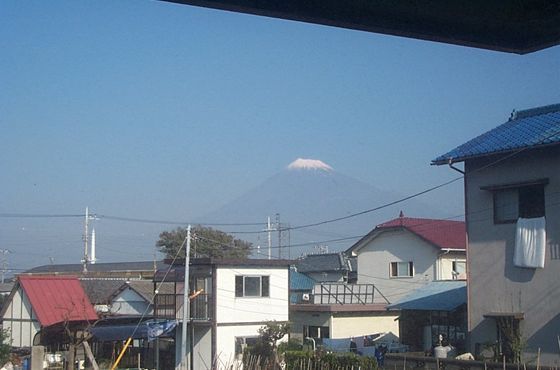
<box><xmin>235</xmin><ymin>275</ymin><xmax>270</xmax><ymax>298</ymax></box>
<box><xmin>390</xmin><ymin>261</ymin><xmax>414</xmax><ymax>278</ymax></box>
<box><xmin>481</xmin><ymin>179</ymin><xmax>547</xmax><ymax>225</ymax></box>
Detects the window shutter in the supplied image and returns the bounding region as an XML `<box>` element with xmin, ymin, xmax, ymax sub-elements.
<box><xmin>408</xmin><ymin>262</ymin><xmax>414</xmax><ymax>277</ymax></box>
<box><xmin>235</xmin><ymin>276</ymin><xmax>243</xmax><ymax>297</ymax></box>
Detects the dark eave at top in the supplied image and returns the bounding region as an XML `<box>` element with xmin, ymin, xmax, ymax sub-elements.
<box><xmin>161</xmin><ymin>0</ymin><xmax>560</xmax><ymax>54</ymax></box>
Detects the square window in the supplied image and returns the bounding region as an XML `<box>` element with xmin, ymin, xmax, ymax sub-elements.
<box><xmin>244</xmin><ymin>276</ymin><xmax>261</xmax><ymax>296</ymax></box>
<box><xmin>493</xmin><ymin>184</ymin><xmax>545</xmax><ymax>224</ymax></box>
<box><xmin>235</xmin><ymin>276</ymin><xmax>270</xmax><ymax>297</ymax></box>
<box><xmin>390</xmin><ymin>262</ymin><xmax>413</xmax><ymax>277</ymax></box>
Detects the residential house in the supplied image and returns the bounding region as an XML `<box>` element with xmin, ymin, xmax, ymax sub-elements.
<box><xmin>153</xmin><ymin>258</ymin><xmax>290</xmax><ymax>370</ymax></box>
<box><xmin>0</xmin><ymin>275</ymin><xmax>98</xmax><ymax>348</ymax></box>
<box><xmin>346</xmin><ymin>213</ymin><xmax>466</xmax><ymax>303</ymax></box>
<box><xmin>433</xmin><ymin>103</ymin><xmax>560</xmax><ymax>364</ymax></box>
<box><xmin>81</xmin><ymin>279</ymin><xmax>173</xmax><ymax>316</ymax></box>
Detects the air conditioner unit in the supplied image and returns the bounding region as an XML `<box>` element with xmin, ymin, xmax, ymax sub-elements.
<box><xmin>302</xmin><ymin>293</ymin><xmax>310</xmax><ymax>301</ymax></box>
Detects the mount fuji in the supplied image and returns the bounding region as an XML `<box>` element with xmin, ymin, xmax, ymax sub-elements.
<box><xmin>199</xmin><ymin>158</ymin><xmax>446</xmax><ymax>257</ymax></box>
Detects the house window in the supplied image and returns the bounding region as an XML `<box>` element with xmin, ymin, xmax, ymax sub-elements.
<box><xmin>390</xmin><ymin>262</ymin><xmax>414</xmax><ymax>277</ymax></box>
<box><xmin>452</xmin><ymin>261</ymin><xmax>466</xmax><ymax>279</ymax></box>
<box><xmin>235</xmin><ymin>275</ymin><xmax>270</xmax><ymax>297</ymax></box>
<box><xmin>235</xmin><ymin>336</ymin><xmax>259</xmax><ymax>355</ymax></box>
<box><xmin>304</xmin><ymin>325</ymin><xmax>330</xmax><ymax>339</ymax></box>
<box><xmin>493</xmin><ymin>184</ymin><xmax>545</xmax><ymax>224</ymax></box>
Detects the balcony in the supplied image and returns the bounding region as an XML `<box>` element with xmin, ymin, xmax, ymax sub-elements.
<box><xmin>292</xmin><ymin>283</ymin><xmax>389</xmax><ymax>312</ymax></box>
<box><xmin>154</xmin><ymin>293</ymin><xmax>212</xmax><ymax>321</ymax></box>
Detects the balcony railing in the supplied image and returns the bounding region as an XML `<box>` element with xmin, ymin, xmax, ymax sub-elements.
<box><xmin>154</xmin><ymin>293</ymin><xmax>212</xmax><ymax>321</ymax></box>
<box><xmin>305</xmin><ymin>283</ymin><xmax>387</xmax><ymax>305</ymax></box>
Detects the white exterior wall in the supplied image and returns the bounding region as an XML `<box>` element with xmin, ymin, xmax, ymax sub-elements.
<box><xmin>331</xmin><ymin>313</ymin><xmax>399</xmax><ymax>338</ymax></box>
<box><xmin>356</xmin><ymin>230</ymin><xmax>438</xmax><ymax>303</ymax></box>
<box><xmin>437</xmin><ymin>252</ymin><xmax>467</xmax><ymax>280</ymax></box>
<box><xmin>111</xmin><ymin>288</ymin><xmax>151</xmax><ymax>316</ymax></box>
<box><xmin>215</xmin><ymin>267</ymin><xmax>289</xmax><ymax>323</ymax></box>
<box><xmin>213</xmin><ymin>266</ymin><xmax>289</xmax><ymax>365</ymax></box>
<box><xmin>2</xmin><ymin>288</ymin><xmax>40</xmax><ymax>347</ymax></box>
<box><xmin>215</xmin><ymin>324</ymin><xmax>264</xmax><ymax>366</ymax></box>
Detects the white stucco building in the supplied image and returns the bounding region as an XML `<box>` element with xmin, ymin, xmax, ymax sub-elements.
<box><xmin>153</xmin><ymin>258</ymin><xmax>290</xmax><ymax>370</ymax></box>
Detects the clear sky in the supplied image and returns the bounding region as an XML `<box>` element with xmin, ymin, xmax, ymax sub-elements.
<box><xmin>1</xmin><ymin>1</ymin><xmax>559</xmax><ymax>272</ymax></box>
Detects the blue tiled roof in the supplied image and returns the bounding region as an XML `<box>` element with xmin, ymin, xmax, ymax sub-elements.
<box><xmin>290</xmin><ymin>269</ymin><xmax>316</xmax><ymax>291</ymax></box>
<box><xmin>388</xmin><ymin>280</ymin><xmax>466</xmax><ymax>311</ymax></box>
<box><xmin>432</xmin><ymin>103</ymin><xmax>560</xmax><ymax>165</ymax></box>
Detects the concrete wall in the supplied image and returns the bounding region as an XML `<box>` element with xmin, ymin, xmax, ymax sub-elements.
<box><xmin>355</xmin><ymin>230</ymin><xmax>438</xmax><ymax>303</ymax></box>
<box><xmin>192</xmin><ymin>326</ymin><xmax>212</xmax><ymax>370</ymax></box>
<box><xmin>465</xmin><ymin>146</ymin><xmax>560</xmax><ymax>365</ymax></box>
<box><xmin>2</xmin><ymin>288</ymin><xmax>40</xmax><ymax>347</ymax></box>
<box><xmin>331</xmin><ymin>312</ymin><xmax>399</xmax><ymax>338</ymax></box>
<box><xmin>215</xmin><ymin>267</ymin><xmax>289</xmax><ymax>323</ymax></box>
<box><xmin>215</xmin><ymin>324</ymin><xmax>264</xmax><ymax>366</ymax></box>
<box><xmin>289</xmin><ymin>311</ymin><xmax>331</xmax><ymax>342</ymax></box>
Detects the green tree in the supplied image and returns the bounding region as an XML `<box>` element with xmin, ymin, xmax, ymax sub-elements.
<box><xmin>0</xmin><ymin>329</ymin><xmax>11</xmax><ymax>365</ymax></box>
<box><xmin>156</xmin><ymin>225</ymin><xmax>252</xmax><ymax>259</ymax></box>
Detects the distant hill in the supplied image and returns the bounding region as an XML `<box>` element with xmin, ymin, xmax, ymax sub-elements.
<box><xmin>200</xmin><ymin>158</ymin><xmax>446</xmax><ymax>258</ymax></box>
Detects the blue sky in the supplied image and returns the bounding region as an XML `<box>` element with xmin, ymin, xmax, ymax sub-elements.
<box><xmin>1</xmin><ymin>1</ymin><xmax>559</xmax><ymax>271</ymax></box>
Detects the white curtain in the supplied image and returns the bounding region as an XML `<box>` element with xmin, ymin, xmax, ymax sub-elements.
<box><xmin>514</xmin><ymin>217</ymin><xmax>546</xmax><ymax>268</ymax></box>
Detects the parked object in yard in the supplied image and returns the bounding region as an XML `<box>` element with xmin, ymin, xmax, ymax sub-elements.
<box><xmin>434</xmin><ymin>345</ymin><xmax>455</xmax><ymax>358</ymax></box>
<box><xmin>455</xmin><ymin>352</ymin><xmax>475</xmax><ymax>360</ymax></box>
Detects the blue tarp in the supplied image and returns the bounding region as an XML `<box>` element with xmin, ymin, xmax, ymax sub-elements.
<box><xmin>387</xmin><ymin>281</ymin><xmax>466</xmax><ymax>311</ymax></box>
<box><xmin>90</xmin><ymin>319</ymin><xmax>177</xmax><ymax>342</ymax></box>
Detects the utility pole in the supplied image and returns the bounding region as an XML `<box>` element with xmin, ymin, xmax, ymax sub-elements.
<box><xmin>276</xmin><ymin>213</ymin><xmax>282</xmax><ymax>259</ymax></box>
<box><xmin>181</xmin><ymin>225</ymin><xmax>191</xmax><ymax>370</ymax></box>
<box><xmin>0</xmin><ymin>249</ymin><xmax>10</xmax><ymax>284</ymax></box>
<box><xmin>266</xmin><ymin>217</ymin><xmax>272</xmax><ymax>260</ymax></box>
<box><xmin>82</xmin><ymin>207</ymin><xmax>90</xmax><ymax>273</ymax></box>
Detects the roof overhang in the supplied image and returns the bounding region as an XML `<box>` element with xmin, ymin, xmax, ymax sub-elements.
<box><xmin>484</xmin><ymin>312</ymin><xmax>525</xmax><ymax>320</ymax></box>
<box><xmin>161</xmin><ymin>0</ymin><xmax>560</xmax><ymax>54</ymax></box>
<box><xmin>290</xmin><ymin>303</ymin><xmax>388</xmax><ymax>313</ymax></box>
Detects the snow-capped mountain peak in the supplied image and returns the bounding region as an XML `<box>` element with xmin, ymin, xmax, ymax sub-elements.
<box><xmin>287</xmin><ymin>158</ymin><xmax>333</xmax><ymax>171</ymax></box>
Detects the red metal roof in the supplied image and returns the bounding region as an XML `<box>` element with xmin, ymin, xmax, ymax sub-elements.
<box><xmin>376</xmin><ymin>216</ymin><xmax>466</xmax><ymax>250</ymax></box>
<box><xmin>19</xmin><ymin>276</ymin><xmax>98</xmax><ymax>327</ymax></box>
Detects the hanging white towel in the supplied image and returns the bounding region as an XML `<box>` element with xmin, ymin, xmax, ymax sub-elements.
<box><xmin>514</xmin><ymin>217</ymin><xmax>546</xmax><ymax>268</ymax></box>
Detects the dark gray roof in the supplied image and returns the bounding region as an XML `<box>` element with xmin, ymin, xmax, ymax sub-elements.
<box><xmin>80</xmin><ymin>279</ymin><xmax>127</xmax><ymax>305</ymax></box>
<box><xmin>0</xmin><ymin>283</ymin><xmax>14</xmax><ymax>293</ymax></box>
<box><xmin>24</xmin><ymin>261</ymin><xmax>166</xmax><ymax>274</ymax></box>
<box><xmin>295</xmin><ymin>253</ymin><xmax>349</xmax><ymax>273</ymax></box>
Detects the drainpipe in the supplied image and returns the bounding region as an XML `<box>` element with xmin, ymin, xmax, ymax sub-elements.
<box><xmin>447</xmin><ymin>159</ymin><xmax>465</xmax><ymax>175</ymax></box>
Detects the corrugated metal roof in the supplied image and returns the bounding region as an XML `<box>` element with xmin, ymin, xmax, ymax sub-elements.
<box><xmin>290</xmin><ymin>270</ymin><xmax>316</xmax><ymax>291</ymax></box>
<box><xmin>376</xmin><ymin>216</ymin><xmax>466</xmax><ymax>250</ymax></box>
<box><xmin>296</xmin><ymin>253</ymin><xmax>348</xmax><ymax>273</ymax></box>
<box><xmin>19</xmin><ymin>276</ymin><xmax>98</xmax><ymax>327</ymax></box>
<box><xmin>432</xmin><ymin>103</ymin><xmax>560</xmax><ymax>165</ymax></box>
<box><xmin>388</xmin><ymin>281</ymin><xmax>466</xmax><ymax>311</ymax></box>
<box><xmin>348</xmin><ymin>215</ymin><xmax>466</xmax><ymax>253</ymax></box>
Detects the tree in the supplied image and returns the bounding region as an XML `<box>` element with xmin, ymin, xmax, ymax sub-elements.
<box><xmin>156</xmin><ymin>225</ymin><xmax>252</xmax><ymax>259</ymax></box>
<box><xmin>0</xmin><ymin>329</ymin><xmax>11</xmax><ymax>366</ymax></box>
